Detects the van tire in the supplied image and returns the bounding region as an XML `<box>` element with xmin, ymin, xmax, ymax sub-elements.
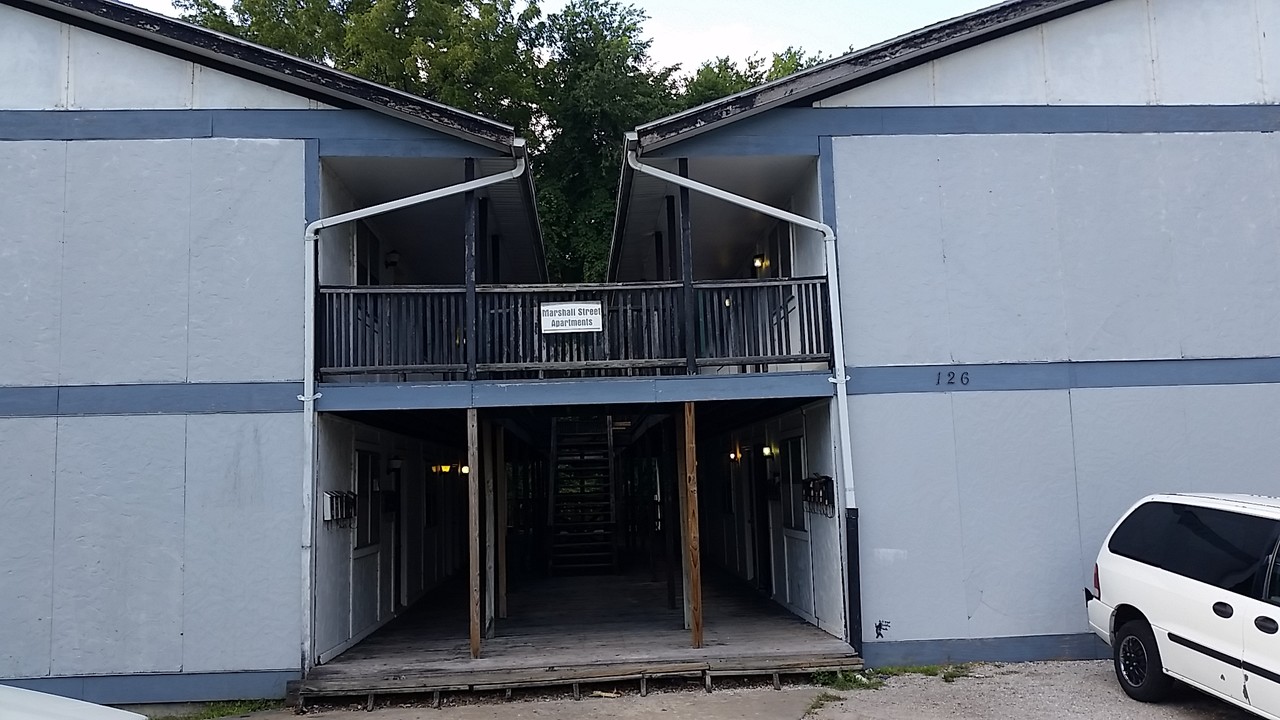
<box><xmin>1114</xmin><ymin>620</ymin><xmax>1173</xmax><ymax>702</ymax></box>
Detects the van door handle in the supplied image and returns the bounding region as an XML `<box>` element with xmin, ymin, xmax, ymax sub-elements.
<box><xmin>1213</xmin><ymin>602</ymin><xmax>1234</xmax><ymax>618</ymax></box>
<box><xmin>1256</xmin><ymin>616</ymin><xmax>1279</xmax><ymax>635</ymax></box>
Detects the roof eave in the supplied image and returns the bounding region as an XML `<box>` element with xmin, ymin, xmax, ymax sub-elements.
<box><xmin>606</xmin><ymin>133</ymin><xmax>641</xmax><ymax>282</ymax></box>
<box><xmin>12</xmin><ymin>0</ymin><xmax>518</xmax><ymax>153</ymax></box>
<box><xmin>635</xmin><ymin>0</ymin><xmax>1110</xmax><ymax>153</ymax></box>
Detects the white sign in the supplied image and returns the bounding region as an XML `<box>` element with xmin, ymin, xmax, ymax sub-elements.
<box><xmin>540</xmin><ymin>301</ymin><xmax>603</xmax><ymax>333</ymax></box>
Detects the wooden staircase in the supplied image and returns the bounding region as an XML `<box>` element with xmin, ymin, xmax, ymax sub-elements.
<box><xmin>547</xmin><ymin>417</ymin><xmax>617</xmax><ymax>575</ymax></box>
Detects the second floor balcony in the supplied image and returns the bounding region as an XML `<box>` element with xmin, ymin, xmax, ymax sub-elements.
<box><xmin>317</xmin><ymin>277</ymin><xmax>832</xmax><ymax>382</ymax></box>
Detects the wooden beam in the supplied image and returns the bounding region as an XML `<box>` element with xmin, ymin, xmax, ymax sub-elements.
<box><xmin>464</xmin><ymin>158</ymin><xmax>477</xmax><ymax>381</ymax></box>
<box><xmin>665</xmin><ymin>196</ymin><xmax>678</xmax><ymax>284</ymax></box>
<box><xmin>467</xmin><ymin>408</ymin><xmax>481</xmax><ymax>658</ymax></box>
<box><xmin>675</xmin><ymin>414</ymin><xmax>691</xmax><ymax>630</ymax></box>
<box><xmin>664</xmin><ymin>421</ymin><xmax>677</xmax><ymax>611</ymax></box>
<box><xmin>484</xmin><ymin>421</ymin><xmax>496</xmax><ymax>638</ymax></box>
<box><xmin>653</xmin><ymin>231</ymin><xmax>664</xmax><ymax>281</ymax></box>
<box><xmin>496</xmin><ymin>427</ymin><xmax>509</xmax><ymax>619</ymax></box>
<box><xmin>477</xmin><ymin>198</ymin><xmax>490</xmax><ymax>283</ymax></box>
<box><xmin>677</xmin><ymin>162</ymin><xmax>695</xmax><ymax>375</ymax></box>
<box><xmin>682</xmin><ymin>402</ymin><xmax>703</xmax><ymax>648</ymax></box>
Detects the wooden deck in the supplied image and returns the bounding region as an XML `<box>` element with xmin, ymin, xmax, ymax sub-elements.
<box><xmin>301</xmin><ymin>573</ymin><xmax>859</xmax><ymax>699</ymax></box>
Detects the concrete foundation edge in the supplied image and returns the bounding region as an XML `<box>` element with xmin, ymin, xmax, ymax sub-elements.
<box><xmin>861</xmin><ymin>633</ymin><xmax>1110</xmax><ymax>668</ymax></box>
<box><xmin>0</xmin><ymin>670</ymin><xmax>301</xmax><ymax>705</ymax></box>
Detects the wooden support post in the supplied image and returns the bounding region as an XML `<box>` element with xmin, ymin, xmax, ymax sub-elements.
<box><xmin>654</xmin><ymin>231</ymin><xmax>665</xmax><ymax>281</ymax></box>
<box><xmin>663</xmin><ymin>421</ymin><xmax>677</xmax><ymax>611</ymax></box>
<box><xmin>665</xmin><ymin>196</ymin><xmax>678</xmax><ymax>284</ymax></box>
<box><xmin>463</xmin><ymin>158</ymin><xmax>478</xmax><ymax>381</ymax></box>
<box><xmin>677</xmin><ymin>162</ymin><xmax>696</xmax><ymax>375</ymax></box>
<box><xmin>682</xmin><ymin>401</ymin><xmax>703</xmax><ymax>648</ymax></box>
<box><xmin>675</xmin><ymin>415</ymin><xmax>691</xmax><ymax>630</ymax></box>
<box><xmin>467</xmin><ymin>408</ymin><xmax>481</xmax><ymax>659</ymax></box>
<box><xmin>477</xmin><ymin>198</ymin><xmax>490</xmax><ymax>282</ymax></box>
<box><xmin>484</xmin><ymin>421</ymin><xmax>496</xmax><ymax>638</ymax></box>
<box><xmin>492</xmin><ymin>234</ymin><xmax>501</xmax><ymax>284</ymax></box>
<box><xmin>496</xmin><ymin>427</ymin><xmax>509</xmax><ymax>619</ymax></box>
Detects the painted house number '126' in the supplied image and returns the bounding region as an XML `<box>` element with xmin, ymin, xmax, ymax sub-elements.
<box><xmin>936</xmin><ymin>371</ymin><xmax>970</xmax><ymax>386</ymax></box>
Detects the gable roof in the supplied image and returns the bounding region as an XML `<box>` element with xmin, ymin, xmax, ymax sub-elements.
<box><xmin>5</xmin><ymin>0</ymin><xmax>518</xmax><ymax>153</ymax></box>
<box><xmin>635</xmin><ymin>0</ymin><xmax>1110</xmax><ymax>153</ymax></box>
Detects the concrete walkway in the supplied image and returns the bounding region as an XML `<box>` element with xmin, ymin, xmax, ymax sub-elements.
<box><xmin>238</xmin><ymin>661</ymin><xmax>1251</xmax><ymax>720</ymax></box>
<box><xmin>254</xmin><ymin>687</ymin><xmax>815</xmax><ymax>720</ymax></box>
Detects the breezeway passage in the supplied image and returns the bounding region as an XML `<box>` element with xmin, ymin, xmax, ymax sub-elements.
<box><xmin>301</xmin><ymin>573</ymin><xmax>854</xmax><ymax>700</ymax></box>
<box><xmin>306</xmin><ymin>400</ymin><xmax>855</xmax><ymax>702</ymax></box>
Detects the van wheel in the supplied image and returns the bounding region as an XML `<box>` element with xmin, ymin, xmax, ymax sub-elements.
<box><xmin>1114</xmin><ymin>620</ymin><xmax>1173</xmax><ymax>702</ymax></box>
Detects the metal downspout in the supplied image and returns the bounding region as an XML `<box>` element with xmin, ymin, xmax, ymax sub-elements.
<box><xmin>625</xmin><ymin>141</ymin><xmax>859</xmax><ymax>641</ymax></box>
<box><xmin>299</xmin><ymin>145</ymin><xmax>527</xmax><ymax>669</ymax></box>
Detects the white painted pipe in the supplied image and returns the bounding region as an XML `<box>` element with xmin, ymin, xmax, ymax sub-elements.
<box><xmin>298</xmin><ymin>145</ymin><xmax>527</xmax><ymax>669</ymax></box>
<box><xmin>624</xmin><ymin>148</ymin><xmax>856</xmax><ymax>510</ymax></box>
<box><xmin>626</xmin><ymin>146</ymin><xmax>860</xmax><ymax>645</ymax></box>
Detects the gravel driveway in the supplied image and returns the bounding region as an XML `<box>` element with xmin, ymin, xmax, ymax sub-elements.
<box><xmin>817</xmin><ymin>661</ymin><xmax>1254</xmax><ymax>720</ymax></box>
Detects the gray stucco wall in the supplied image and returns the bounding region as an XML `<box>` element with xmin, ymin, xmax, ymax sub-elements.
<box><xmin>834</xmin><ymin>130</ymin><xmax>1280</xmax><ymax>649</ymax></box>
<box><xmin>0</xmin><ymin>138</ymin><xmax>305</xmax><ymax>387</ymax></box>
<box><xmin>0</xmin><ymin>413</ymin><xmax>301</xmax><ymax>678</ymax></box>
<box><xmin>835</xmin><ymin>132</ymin><xmax>1280</xmax><ymax>367</ymax></box>
<box><xmin>850</xmin><ymin>385</ymin><xmax>1280</xmax><ymax>647</ymax></box>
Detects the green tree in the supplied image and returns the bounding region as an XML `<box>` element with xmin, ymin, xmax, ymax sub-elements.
<box><xmin>536</xmin><ymin>0</ymin><xmax>678</xmax><ymax>280</ymax></box>
<box><xmin>174</xmin><ymin>0</ymin><xmax>822</xmax><ymax>281</ymax></box>
<box><xmin>680</xmin><ymin>46</ymin><xmax>828</xmax><ymax>110</ymax></box>
<box><xmin>174</xmin><ymin>0</ymin><xmax>543</xmax><ymax>134</ymax></box>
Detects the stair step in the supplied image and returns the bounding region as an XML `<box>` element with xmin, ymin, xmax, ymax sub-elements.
<box><xmin>552</xmin><ymin>520</ymin><xmax>616</xmax><ymax>527</ymax></box>
<box><xmin>553</xmin><ymin>521</ymin><xmax>613</xmax><ymax>527</ymax></box>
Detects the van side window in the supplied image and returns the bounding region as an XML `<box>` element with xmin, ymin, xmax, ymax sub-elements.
<box><xmin>1108</xmin><ymin>502</ymin><xmax>1172</xmax><ymax>567</ymax></box>
<box><xmin>1268</xmin><ymin>547</ymin><xmax>1280</xmax><ymax>606</ymax></box>
<box><xmin>1110</xmin><ymin>501</ymin><xmax>1280</xmax><ymax>597</ymax></box>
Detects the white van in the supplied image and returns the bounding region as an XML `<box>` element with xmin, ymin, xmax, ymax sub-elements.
<box><xmin>1087</xmin><ymin>494</ymin><xmax>1280</xmax><ymax>718</ymax></box>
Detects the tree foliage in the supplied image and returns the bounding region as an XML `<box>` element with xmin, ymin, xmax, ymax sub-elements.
<box><xmin>175</xmin><ymin>0</ymin><xmax>823</xmax><ymax>280</ymax></box>
<box><xmin>680</xmin><ymin>47</ymin><xmax>827</xmax><ymax>110</ymax></box>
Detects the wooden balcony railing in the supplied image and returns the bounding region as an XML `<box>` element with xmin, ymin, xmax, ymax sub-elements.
<box><xmin>317</xmin><ymin>277</ymin><xmax>831</xmax><ymax>380</ymax></box>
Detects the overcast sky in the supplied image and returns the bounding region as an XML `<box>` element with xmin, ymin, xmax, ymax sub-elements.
<box><xmin>127</xmin><ymin>0</ymin><xmax>997</xmax><ymax>73</ymax></box>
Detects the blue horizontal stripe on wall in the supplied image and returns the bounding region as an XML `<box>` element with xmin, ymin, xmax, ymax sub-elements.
<box><xmin>1</xmin><ymin>669</ymin><xmax>299</xmax><ymax>704</ymax></box>
<box><xmin>849</xmin><ymin>357</ymin><xmax>1280</xmax><ymax>396</ymax></box>
<box><xmin>317</xmin><ymin>370</ymin><xmax>836</xmax><ymax>411</ymax></box>
<box><xmin>0</xmin><ymin>109</ymin><xmax>503</xmax><ymax>156</ymax></box>
<box><xmin>0</xmin><ymin>382</ymin><xmax>303</xmax><ymax>417</ymax></box>
<box><xmin>861</xmin><ymin>633</ymin><xmax>1109</xmax><ymax>668</ymax></box>
<box><xmin>11</xmin><ymin>356</ymin><xmax>1275</xmax><ymax>416</ymax></box>
<box><xmin>646</xmin><ymin>105</ymin><xmax>1280</xmax><ymax>157</ymax></box>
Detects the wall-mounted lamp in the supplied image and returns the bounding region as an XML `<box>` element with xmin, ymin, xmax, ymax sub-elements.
<box><xmin>461</xmin><ymin>465</ymin><xmax>471</xmax><ymax>475</ymax></box>
<box><xmin>723</xmin><ymin>297</ymin><xmax>732</xmax><ymax>308</ymax></box>
<box><xmin>761</xmin><ymin>445</ymin><xmax>774</xmax><ymax>458</ymax></box>
<box><xmin>728</xmin><ymin>451</ymin><xmax>739</xmax><ymax>462</ymax></box>
<box><xmin>384</xmin><ymin>250</ymin><xmax>401</xmax><ymax>269</ymax></box>
<box><xmin>435</xmin><ymin>464</ymin><xmax>452</xmax><ymax>473</ymax></box>
<box><xmin>752</xmin><ymin>254</ymin><xmax>767</xmax><ymax>270</ymax></box>
<box><xmin>388</xmin><ymin>456</ymin><xmax>403</xmax><ymax>471</ymax></box>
